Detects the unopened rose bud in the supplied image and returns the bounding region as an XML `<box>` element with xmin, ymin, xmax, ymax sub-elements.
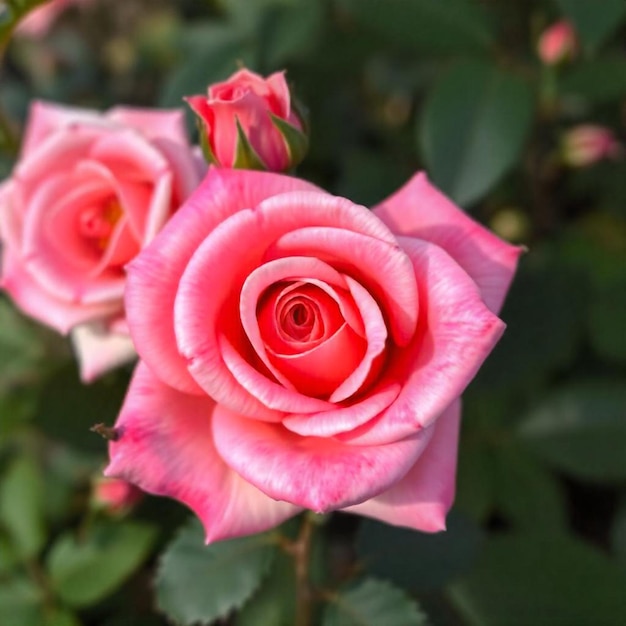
<box><xmin>561</xmin><ymin>125</ymin><xmax>622</xmax><ymax>167</ymax></box>
<box><xmin>91</xmin><ymin>476</ymin><xmax>143</xmax><ymax>517</ymax></box>
<box><xmin>537</xmin><ymin>21</ymin><xmax>577</xmax><ymax>65</ymax></box>
<box><xmin>185</xmin><ymin>68</ymin><xmax>308</xmax><ymax>172</ymax></box>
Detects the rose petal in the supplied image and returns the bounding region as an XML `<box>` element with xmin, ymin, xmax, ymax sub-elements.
<box><xmin>267</xmin><ymin>226</ymin><xmax>418</xmax><ymax>346</ymax></box>
<box><xmin>126</xmin><ymin>169</ymin><xmax>321</xmax><ymax>395</ymax></box>
<box><xmin>340</xmin><ymin>237</ymin><xmax>504</xmax><ymax>445</ymax></box>
<box><xmin>106</xmin><ymin>107</ymin><xmax>188</xmax><ymax>145</ymax></box>
<box><xmin>174</xmin><ymin>189</ymin><xmax>397</xmax><ymax>412</ymax></box>
<box><xmin>373</xmin><ymin>172</ymin><xmax>524</xmax><ymax>314</ymax></box>
<box><xmin>105</xmin><ymin>362</ymin><xmax>300</xmax><ymax>543</ymax></box>
<box><xmin>344</xmin><ymin>400</ymin><xmax>460</xmax><ymax>532</ymax></box>
<box><xmin>212</xmin><ymin>403</ymin><xmax>436</xmax><ymax>513</ymax></box>
<box><xmin>71</xmin><ymin>322</ymin><xmax>137</xmax><ymax>382</ymax></box>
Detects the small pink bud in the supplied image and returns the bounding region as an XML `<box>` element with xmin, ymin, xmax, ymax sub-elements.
<box><xmin>185</xmin><ymin>68</ymin><xmax>308</xmax><ymax>172</ymax></box>
<box><xmin>561</xmin><ymin>125</ymin><xmax>622</xmax><ymax>168</ymax></box>
<box><xmin>537</xmin><ymin>21</ymin><xmax>577</xmax><ymax>65</ymax></box>
<box><xmin>91</xmin><ymin>476</ymin><xmax>143</xmax><ymax>517</ymax></box>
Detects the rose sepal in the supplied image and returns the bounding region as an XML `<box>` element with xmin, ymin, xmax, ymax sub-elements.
<box><xmin>270</xmin><ymin>113</ymin><xmax>309</xmax><ymax>170</ymax></box>
<box><xmin>195</xmin><ymin>118</ymin><xmax>219</xmax><ymax>166</ymax></box>
<box><xmin>232</xmin><ymin>117</ymin><xmax>268</xmax><ymax>170</ymax></box>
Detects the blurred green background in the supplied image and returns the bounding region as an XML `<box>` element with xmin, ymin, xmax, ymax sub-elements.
<box><xmin>1</xmin><ymin>0</ymin><xmax>626</xmax><ymax>624</ymax></box>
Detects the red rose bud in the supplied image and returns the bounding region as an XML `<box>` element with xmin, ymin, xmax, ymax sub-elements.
<box><xmin>91</xmin><ymin>476</ymin><xmax>143</xmax><ymax>517</ymax></box>
<box><xmin>537</xmin><ymin>21</ymin><xmax>577</xmax><ymax>65</ymax></box>
<box><xmin>185</xmin><ymin>68</ymin><xmax>308</xmax><ymax>172</ymax></box>
<box><xmin>561</xmin><ymin>125</ymin><xmax>622</xmax><ymax>168</ymax></box>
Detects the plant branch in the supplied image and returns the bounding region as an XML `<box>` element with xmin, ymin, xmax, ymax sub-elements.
<box><xmin>285</xmin><ymin>512</ymin><xmax>316</xmax><ymax>626</ymax></box>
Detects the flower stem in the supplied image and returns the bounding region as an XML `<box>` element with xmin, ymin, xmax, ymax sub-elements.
<box><xmin>292</xmin><ymin>512</ymin><xmax>315</xmax><ymax>626</ymax></box>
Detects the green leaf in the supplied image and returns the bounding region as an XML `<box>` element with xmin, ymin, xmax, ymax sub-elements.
<box><xmin>611</xmin><ymin>495</ymin><xmax>626</xmax><ymax>568</ymax></box>
<box><xmin>47</xmin><ymin>521</ymin><xmax>157</xmax><ymax>607</ymax></box>
<box><xmin>43</xmin><ymin>609</ymin><xmax>81</xmax><ymax>626</ymax></box>
<box><xmin>356</xmin><ymin>510</ymin><xmax>483</xmax><ymax>592</ymax></box>
<box><xmin>449</xmin><ymin>534</ymin><xmax>626</xmax><ymax>626</ymax></box>
<box><xmin>322</xmin><ymin>579</ymin><xmax>428</xmax><ymax>626</ymax></box>
<box><xmin>588</xmin><ymin>273</ymin><xmax>626</xmax><ymax>363</ymax></box>
<box><xmin>492</xmin><ymin>445</ymin><xmax>567</xmax><ymax>533</ymax></box>
<box><xmin>517</xmin><ymin>381</ymin><xmax>626</xmax><ymax>482</ymax></box>
<box><xmin>419</xmin><ymin>60</ymin><xmax>533</xmax><ymax>206</ymax></box>
<box><xmin>0</xmin><ymin>454</ymin><xmax>46</xmax><ymax>560</ymax></box>
<box><xmin>155</xmin><ymin>517</ymin><xmax>278</xmax><ymax>625</ymax></box>
<box><xmin>0</xmin><ymin>577</ymin><xmax>43</xmax><ymax>626</ymax></box>
<box><xmin>336</xmin><ymin>0</ymin><xmax>494</xmax><ymax>56</ymax></box>
<box><xmin>233</xmin><ymin>117</ymin><xmax>267</xmax><ymax>170</ymax></box>
<box><xmin>270</xmin><ymin>114</ymin><xmax>308</xmax><ymax>168</ymax></box>
<box><xmin>556</xmin><ymin>0</ymin><xmax>626</xmax><ymax>52</ymax></box>
<box><xmin>560</xmin><ymin>57</ymin><xmax>626</xmax><ymax>105</ymax></box>
<box><xmin>235</xmin><ymin>549</ymin><xmax>297</xmax><ymax>626</ymax></box>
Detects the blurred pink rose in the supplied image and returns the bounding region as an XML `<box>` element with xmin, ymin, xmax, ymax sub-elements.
<box><xmin>562</xmin><ymin>125</ymin><xmax>622</xmax><ymax>167</ymax></box>
<box><xmin>186</xmin><ymin>69</ymin><xmax>307</xmax><ymax>171</ymax></box>
<box><xmin>17</xmin><ymin>0</ymin><xmax>91</xmax><ymax>38</ymax></box>
<box><xmin>537</xmin><ymin>21</ymin><xmax>577</xmax><ymax>65</ymax></box>
<box><xmin>91</xmin><ymin>475</ymin><xmax>143</xmax><ymax>516</ymax></box>
<box><xmin>0</xmin><ymin>101</ymin><xmax>202</xmax><ymax>381</ymax></box>
<box><xmin>105</xmin><ymin>168</ymin><xmax>522</xmax><ymax>542</ymax></box>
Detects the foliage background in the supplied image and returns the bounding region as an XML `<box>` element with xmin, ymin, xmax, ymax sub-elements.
<box><xmin>1</xmin><ymin>0</ymin><xmax>626</xmax><ymax>624</ymax></box>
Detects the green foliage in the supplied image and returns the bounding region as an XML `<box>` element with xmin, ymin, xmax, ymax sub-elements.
<box><xmin>322</xmin><ymin>578</ymin><xmax>428</xmax><ymax>626</ymax></box>
<box><xmin>155</xmin><ymin>517</ymin><xmax>279</xmax><ymax>625</ymax></box>
<box><xmin>419</xmin><ymin>60</ymin><xmax>534</xmax><ymax>206</ymax></box>
<box><xmin>449</xmin><ymin>534</ymin><xmax>626</xmax><ymax>626</ymax></box>
<box><xmin>46</xmin><ymin>521</ymin><xmax>157</xmax><ymax>607</ymax></box>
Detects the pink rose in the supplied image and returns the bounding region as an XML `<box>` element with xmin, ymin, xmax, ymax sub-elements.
<box><xmin>537</xmin><ymin>21</ymin><xmax>577</xmax><ymax>65</ymax></box>
<box><xmin>17</xmin><ymin>0</ymin><xmax>91</xmax><ymax>38</ymax></box>
<box><xmin>91</xmin><ymin>476</ymin><xmax>143</xmax><ymax>516</ymax></box>
<box><xmin>186</xmin><ymin>69</ymin><xmax>307</xmax><ymax>172</ymax></box>
<box><xmin>105</xmin><ymin>168</ymin><xmax>522</xmax><ymax>542</ymax></box>
<box><xmin>0</xmin><ymin>101</ymin><xmax>202</xmax><ymax>381</ymax></box>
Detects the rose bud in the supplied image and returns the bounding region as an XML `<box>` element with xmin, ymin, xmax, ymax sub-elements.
<box><xmin>561</xmin><ymin>125</ymin><xmax>622</xmax><ymax>167</ymax></box>
<box><xmin>185</xmin><ymin>68</ymin><xmax>308</xmax><ymax>172</ymax></box>
<box><xmin>105</xmin><ymin>168</ymin><xmax>523</xmax><ymax>543</ymax></box>
<box><xmin>91</xmin><ymin>476</ymin><xmax>143</xmax><ymax>517</ymax></box>
<box><xmin>0</xmin><ymin>101</ymin><xmax>202</xmax><ymax>381</ymax></box>
<box><xmin>537</xmin><ymin>21</ymin><xmax>577</xmax><ymax>65</ymax></box>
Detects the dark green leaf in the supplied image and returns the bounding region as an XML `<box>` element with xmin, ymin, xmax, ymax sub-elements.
<box><xmin>0</xmin><ymin>454</ymin><xmax>46</xmax><ymax>560</ymax></box>
<box><xmin>0</xmin><ymin>577</ymin><xmax>42</xmax><ymax>626</ymax></box>
<box><xmin>419</xmin><ymin>60</ymin><xmax>533</xmax><ymax>205</ymax></box>
<box><xmin>43</xmin><ymin>609</ymin><xmax>81</xmax><ymax>626</ymax></box>
<box><xmin>336</xmin><ymin>0</ymin><xmax>494</xmax><ymax>56</ymax></box>
<box><xmin>356</xmin><ymin>509</ymin><xmax>483</xmax><ymax>591</ymax></box>
<box><xmin>47</xmin><ymin>521</ymin><xmax>157</xmax><ymax>607</ymax></box>
<box><xmin>589</xmin><ymin>274</ymin><xmax>626</xmax><ymax>363</ymax></box>
<box><xmin>449</xmin><ymin>534</ymin><xmax>626</xmax><ymax>625</ymax></box>
<box><xmin>517</xmin><ymin>381</ymin><xmax>626</xmax><ymax>482</ymax></box>
<box><xmin>322</xmin><ymin>578</ymin><xmax>428</xmax><ymax>626</ymax></box>
<box><xmin>556</xmin><ymin>0</ymin><xmax>626</xmax><ymax>51</ymax></box>
<box><xmin>560</xmin><ymin>57</ymin><xmax>626</xmax><ymax>105</ymax></box>
<box><xmin>235</xmin><ymin>549</ymin><xmax>297</xmax><ymax>626</ymax></box>
<box><xmin>611</xmin><ymin>495</ymin><xmax>626</xmax><ymax>568</ymax></box>
<box><xmin>155</xmin><ymin>517</ymin><xmax>278</xmax><ymax>625</ymax></box>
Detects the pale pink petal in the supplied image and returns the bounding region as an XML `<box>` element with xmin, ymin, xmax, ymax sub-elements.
<box><xmin>71</xmin><ymin>322</ymin><xmax>137</xmax><ymax>382</ymax></box>
<box><xmin>1</xmin><ymin>253</ymin><xmax>119</xmax><ymax>333</ymax></box>
<box><xmin>282</xmin><ymin>382</ymin><xmax>401</xmax><ymax>438</ymax></box>
<box><xmin>105</xmin><ymin>363</ymin><xmax>300</xmax><ymax>542</ymax></box>
<box><xmin>340</xmin><ymin>237</ymin><xmax>504</xmax><ymax>445</ymax></box>
<box><xmin>212</xmin><ymin>404</ymin><xmax>435</xmax><ymax>513</ymax></box>
<box><xmin>267</xmin><ymin>226</ymin><xmax>418</xmax><ymax>346</ymax></box>
<box><xmin>125</xmin><ymin>169</ymin><xmax>320</xmax><ymax>394</ymax></box>
<box><xmin>373</xmin><ymin>172</ymin><xmax>524</xmax><ymax>314</ymax></box>
<box><xmin>345</xmin><ymin>400</ymin><xmax>460</xmax><ymax>532</ymax></box>
<box><xmin>106</xmin><ymin>107</ymin><xmax>188</xmax><ymax>145</ymax></box>
<box><xmin>174</xmin><ymin>190</ymin><xmax>396</xmax><ymax>416</ymax></box>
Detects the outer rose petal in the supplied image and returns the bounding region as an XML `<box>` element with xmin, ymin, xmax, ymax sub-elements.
<box><xmin>71</xmin><ymin>323</ymin><xmax>137</xmax><ymax>383</ymax></box>
<box><xmin>212</xmin><ymin>405</ymin><xmax>436</xmax><ymax>513</ymax></box>
<box><xmin>345</xmin><ymin>400</ymin><xmax>460</xmax><ymax>532</ymax></box>
<box><xmin>107</xmin><ymin>107</ymin><xmax>189</xmax><ymax>145</ymax></box>
<box><xmin>341</xmin><ymin>237</ymin><xmax>504</xmax><ymax>445</ymax></box>
<box><xmin>125</xmin><ymin>168</ymin><xmax>321</xmax><ymax>395</ymax></box>
<box><xmin>373</xmin><ymin>172</ymin><xmax>523</xmax><ymax>314</ymax></box>
<box><xmin>105</xmin><ymin>362</ymin><xmax>300</xmax><ymax>543</ymax></box>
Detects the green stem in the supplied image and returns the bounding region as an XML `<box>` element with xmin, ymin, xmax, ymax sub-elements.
<box><xmin>0</xmin><ymin>105</ymin><xmax>20</xmax><ymax>157</ymax></box>
<box><xmin>292</xmin><ymin>512</ymin><xmax>315</xmax><ymax>626</ymax></box>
